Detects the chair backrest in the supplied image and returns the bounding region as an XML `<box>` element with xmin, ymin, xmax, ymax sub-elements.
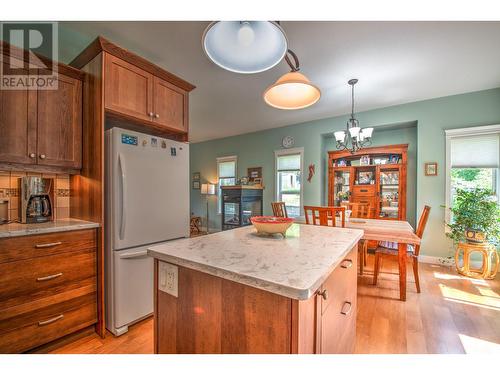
<box><xmin>344</xmin><ymin>202</ymin><xmax>371</xmax><ymax>219</ymax></box>
<box><xmin>414</xmin><ymin>205</ymin><xmax>431</xmax><ymax>256</ymax></box>
<box><xmin>304</xmin><ymin>206</ymin><xmax>345</xmax><ymax>228</ymax></box>
<box><xmin>271</xmin><ymin>202</ymin><xmax>288</xmax><ymax>218</ymax></box>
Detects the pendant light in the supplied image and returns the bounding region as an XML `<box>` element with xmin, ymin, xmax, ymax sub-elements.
<box><xmin>202</xmin><ymin>21</ymin><xmax>288</xmax><ymax>74</ymax></box>
<box><xmin>263</xmin><ymin>49</ymin><xmax>321</xmax><ymax>110</ymax></box>
<box><xmin>334</xmin><ymin>79</ymin><xmax>374</xmax><ymax>153</ymax></box>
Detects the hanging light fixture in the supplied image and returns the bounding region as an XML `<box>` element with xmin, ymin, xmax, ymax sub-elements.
<box><xmin>263</xmin><ymin>49</ymin><xmax>321</xmax><ymax>110</ymax></box>
<box><xmin>334</xmin><ymin>79</ymin><xmax>374</xmax><ymax>153</ymax></box>
<box><xmin>202</xmin><ymin>21</ymin><xmax>288</xmax><ymax>74</ymax></box>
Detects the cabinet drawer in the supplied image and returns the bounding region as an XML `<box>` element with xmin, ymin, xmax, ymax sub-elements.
<box><xmin>0</xmin><ymin>248</ymin><xmax>96</xmax><ymax>307</ymax></box>
<box><xmin>351</xmin><ymin>185</ymin><xmax>375</xmax><ymax>197</ymax></box>
<box><xmin>0</xmin><ymin>298</ymin><xmax>96</xmax><ymax>353</ymax></box>
<box><xmin>320</xmin><ymin>247</ymin><xmax>357</xmax><ymax>314</ymax></box>
<box><xmin>318</xmin><ymin>246</ymin><xmax>357</xmax><ymax>354</ymax></box>
<box><xmin>0</xmin><ymin>229</ymin><xmax>96</xmax><ymax>264</ymax></box>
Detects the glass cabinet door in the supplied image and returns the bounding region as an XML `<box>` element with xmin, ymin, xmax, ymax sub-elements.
<box><xmin>223</xmin><ymin>202</ymin><xmax>240</xmax><ymax>225</ymax></box>
<box><xmin>334</xmin><ymin>169</ymin><xmax>351</xmax><ymax>205</ymax></box>
<box><xmin>378</xmin><ymin>168</ymin><xmax>400</xmax><ymax>219</ymax></box>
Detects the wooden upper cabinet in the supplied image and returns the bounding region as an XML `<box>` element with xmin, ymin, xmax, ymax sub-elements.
<box><xmin>153</xmin><ymin>76</ymin><xmax>187</xmax><ymax>132</ymax></box>
<box><xmin>104</xmin><ymin>54</ymin><xmax>153</xmax><ymax>122</ymax></box>
<box><xmin>0</xmin><ymin>58</ymin><xmax>37</xmax><ymax>165</ymax></box>
<box><xmin>37</xmin><ymin>74</ymin><xmax>82</xmax><ymax>169</ymax></box>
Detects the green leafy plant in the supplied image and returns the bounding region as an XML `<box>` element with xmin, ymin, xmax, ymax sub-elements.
<box><xmin>446</xmin><ymin>188</ymin><xmax>500</xmax><ymax>245</ymax></box>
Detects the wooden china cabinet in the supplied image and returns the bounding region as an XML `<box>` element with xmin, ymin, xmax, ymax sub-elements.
<box><xmin>328</xmin><ymin>144</ymin><xmax>408</xmax><ymax>221</ymax></box>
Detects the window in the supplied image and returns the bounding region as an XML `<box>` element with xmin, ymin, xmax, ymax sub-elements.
<box><xmin>445</xmin><ymin>125</ymin><xmax>500</xmax><ymax>224</ymax></box>
<box><xmin>275</xmin><ymin>148</ymin><xmax>303</xmax><ymax>218</ymax></box>
<box><xmin>217</xmin><ymin>156</ymin><xmax>237</xmax><ymax>214</ymax></box>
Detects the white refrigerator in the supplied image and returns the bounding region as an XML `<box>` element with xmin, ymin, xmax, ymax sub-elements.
<box><xmin>105</xmin><ymin>127</ymin><xmax>189</xmax><ymax>336</ymax></box>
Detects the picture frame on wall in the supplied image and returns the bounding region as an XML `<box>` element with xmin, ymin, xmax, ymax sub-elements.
<box><xmin>247</xmin><ymin>167</ymin><xmax>262</xmax><ymax>183</ymax></box>
<box><xmin>425</xmin><ymin>162</ymin><xmax>438</xmax><ymax>176</ymax></box>
<box><xmin>192</xmin><ymin>180</ymin><xmax>200</xmax><ymax>189</ymax></box>
<box><xmin>192</xmin><ymin>172</ymin><xmax>200</xmax><ymax>181</ymax></box>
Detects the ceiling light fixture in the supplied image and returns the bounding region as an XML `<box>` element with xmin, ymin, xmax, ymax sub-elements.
<box><xmin>334</xmin><ymin>79</ymin><xmax>373</xmax><ymax>153</ymax></box>
<box><xmin>263</xmin><ymin>49</ymin><xmax>321</xmax><ymax>110</ymax></box>
<box><xmin>202</xmin><ymin>21</ymin><xmax>288</xmax><ymax>74</ymax></box>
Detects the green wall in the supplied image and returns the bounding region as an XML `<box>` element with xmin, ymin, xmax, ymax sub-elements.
<box><xmin>190</xmin><ymin>87</ymin><xmax>500</xmax><ymax>259</ymax></box>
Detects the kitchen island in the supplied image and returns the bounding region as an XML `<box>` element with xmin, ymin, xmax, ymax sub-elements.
<box><xmin>148</xmin><ymin>223</ymin><xmax>363</xmax><ymax>354</ymax></box>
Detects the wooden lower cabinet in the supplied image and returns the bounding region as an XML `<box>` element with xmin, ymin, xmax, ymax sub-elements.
<box><xmin>0</xmin><ymin>229</ymin><xmax>97</xmax><ymax>353</ymax></box>
<box><xmin>154</xmin><ymin>246</ymin><xmax>358</xmax><ymax>354</ymax></box>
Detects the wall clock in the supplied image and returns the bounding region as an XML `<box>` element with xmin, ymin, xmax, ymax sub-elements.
<box><xmin>282</xmin><ymin>136</ymin><xmax>294</xmax><ymax>148</ymax></box>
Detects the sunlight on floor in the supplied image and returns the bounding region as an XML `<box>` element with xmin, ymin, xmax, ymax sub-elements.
<box><xmin>459</xmin><ymin>334</ymin><xmax>500</xmax><ymax>354</ymax></box>
<box><xmin>439</xmin><ymin>284</ymin><xmax>500</xmax><ymax>311</ymax></box>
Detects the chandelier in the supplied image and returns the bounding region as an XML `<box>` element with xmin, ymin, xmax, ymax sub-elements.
<box><xmin>334</xmin><ymin>79</ymin><xmax>373</xmax><ymax>153</ymax></box>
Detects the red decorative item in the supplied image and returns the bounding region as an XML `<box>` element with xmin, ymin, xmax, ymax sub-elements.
<box><xmin>307</xmin><ymin>164</ymin><xmax>315</xmax><ymax>182</ymax></box>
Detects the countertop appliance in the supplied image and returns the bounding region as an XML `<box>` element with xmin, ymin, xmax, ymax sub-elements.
<box><xmin>19</xmin><ymin>177</ymin><xmax>54</xmax><ymax>224</ymax></box>
<box><xmin>105</xmin><ymin>127</ymin><xmax>189</xmax><ymax>336</ymax></box>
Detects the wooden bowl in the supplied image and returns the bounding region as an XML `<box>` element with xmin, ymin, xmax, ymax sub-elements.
<box><xmin>250</xmin><ymin>216</ymin><xmax>294</xmax><ymax>237</ymax></box>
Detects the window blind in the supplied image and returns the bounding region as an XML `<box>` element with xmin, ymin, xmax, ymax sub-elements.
<box><xmin>218</xmin><ymin>161</ymin><xmax>236</xmax><ymax>178</ymax></box>
<box><xmin>277</xmin><ymin>154</ymin><xmax>301</xmax><ymax>171</ymax></box>
<box><xmin>451</xmin><ymin>134</ymin><xmax>500</xmax><ymax>168</ymax></box>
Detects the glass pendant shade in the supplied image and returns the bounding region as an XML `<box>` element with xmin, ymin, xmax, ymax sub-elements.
<box><xmin>348</xmin><ymin>126</ymin><xmax>361</xmax><ymax>138</ymax></box>
<box><xmin>361</xmin><ymin>127</ymin><xmax>373</xmax><ymax>139</ymax></box>
<box><xmin>263</xmin><ymin>71</ymin><xmax>321</xmax><ymax>110</ymax></box>
<box><xmin>334</xmin><ymin>131</ymin><xmax>346</xmax><ymax>143</ymax></box>
<box><xmin>202</xmin><ymin>21</ymin><xmax>288</xmax><ymax>74</ymax></box>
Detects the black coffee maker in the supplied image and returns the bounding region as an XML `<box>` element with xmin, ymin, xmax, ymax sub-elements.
<box><xmin>19</xmin><ymin>177</ymin><xmax>54</xmax><ymax>223</ymax></box>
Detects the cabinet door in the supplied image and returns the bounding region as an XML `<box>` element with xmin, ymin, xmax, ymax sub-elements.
<box><xmin>153</xmin><ymin>76</ymin><xmax>187</xmax><ymax>132</ymax></box>
<box><xmin>104</xmin><ymin>54</ymin><xmax>153</xmax><ymax>122</ymax></box>
<box><xmin>318</xmin><ymin>248</ymin><xmax>357</xmax><ymax>354</ymax></box>
<box><xmin>0</xmin><ymin>58</ymin><xmax>37</xmax><ymax>165</ymax></box>
<box><xmin>377</xmin><ymin>166</ymin><xmax>402</xmax><ymax>220</ymax></box>
<box><xmin>37</xmin><ymin>73</ymin><xmax>82</xmax><ymax>169</ymax></box>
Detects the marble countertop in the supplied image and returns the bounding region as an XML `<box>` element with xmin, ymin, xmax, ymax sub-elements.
<box><xmin>0</xmin><ymin>218</ymin><xmax>100</xmax><ymax>238</ymax></box>
<box><xmin>148</xmin><ymin>223</ymin><xmax>363</xmax><ymax>300</ymax></box>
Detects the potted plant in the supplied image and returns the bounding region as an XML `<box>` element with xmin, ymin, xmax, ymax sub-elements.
<box><xmin>446</xmin><ymin>188</ymin><xmax>500</xmax><ymax>245</ymax></box>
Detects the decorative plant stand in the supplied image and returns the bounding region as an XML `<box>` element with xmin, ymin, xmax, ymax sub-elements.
<box><xmin>455</xmin><ymin>242</ymin><xmax>499</xmax><ymax>279</ymax></box>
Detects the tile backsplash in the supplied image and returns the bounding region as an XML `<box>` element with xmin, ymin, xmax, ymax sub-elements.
<box><xmin>0</xmin><ymin>171</ymin><xmax>71</xmax><ymax>222</ymax></box>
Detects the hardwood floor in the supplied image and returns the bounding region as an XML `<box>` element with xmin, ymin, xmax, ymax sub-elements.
<box><xmin>45</xmin><ymin>256</ymin><xmax>499</xmax><ymax>354</ymax></box>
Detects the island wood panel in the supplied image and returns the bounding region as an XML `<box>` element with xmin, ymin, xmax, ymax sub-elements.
<box><xmin>69</xmin><ymin>53</ymin><xmax>106</xmax><ymax>337</ymax></box>
<box><xmin>0</xmin><ymin>58</ymin><xmax>37</xmax><ymax>165</ymax></box>
<box><xmin>156</xmin><ymin>263</ymin><xmax>292</xmax><ymax>354</ymax></box>
<box><xmin>36</xmin><ymin>73</ymin><xmax>82</xmax><ymax>169</ymax></box>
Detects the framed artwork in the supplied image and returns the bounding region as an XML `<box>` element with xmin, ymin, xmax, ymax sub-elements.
<box><xmin>253</xmin><ymin>177</ymin><xmax>263</xmax><ymax>186</ymax></box>
<box><xmin>359</xmin><ymin>155</ymin><xmax>370</xmax><ymax>166</ymax></box>
<box><xmin>358</xmin><ymin>171</ymin><xmax>374</xmax><ymax>185</ymax></box>
<box><xmin>192</xmin><ymin>181</ymin><xmax>200</xmax><ymax>189</ymax></box>
<box><xmin>389</xmin><ymin>154</ymin><xmax>400</xmax><ymax>164</ymax></box>
<box><xmin>425</xmin><ymin>162</ymin><xmax>438</xmax><ymax>176</ymax></box>
<box><xmin>192</xmin><ymin>172</ymin><xmax>200</xmax><ymax>181</ymax></box>
<box><xmin>247</xmin><ymin>167</ymin><xmax>262</xmax><ymax>182</ymax></box>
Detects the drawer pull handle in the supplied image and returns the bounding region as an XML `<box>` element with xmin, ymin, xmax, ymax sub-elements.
<box><xmin>341</xmin><ymin>302</ymin><xmax>352</xmax><ymax>315</ymax></box>
<box><xmin>341</xmin><ymin>259</ymin><xmax>353</xmax><ymax>269</ymax></box>
<box><xmin>360</xmin><ymin>189</ymin><xmax>368</xmax><ymax>192</ymax></box>
<box><xmin>38</xmin><ymin>314</ymin><xmax>64</xmax><ymax>326</ymax></box>
<box><xmin>35</xmin><ymin>241</ymin><xmax>62</xmax><ymax>248</ymax></box>
<box><xmin>317</xmin><ymin>289</ymin><xmax>328</xmax><ymax>300</ymax></box>
<box><xmin>37</xmin><ymin>272</ymin><xmax>63</xmax><ymax>282</ymax></box>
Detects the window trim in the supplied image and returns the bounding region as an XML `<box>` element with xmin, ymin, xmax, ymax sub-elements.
<box><xmin>216</xmin><ymin>155</ymin><xmax>237</xmax><ymax>215</ymax></box>
<box><xmin>274</xmin><ymin>147</ymin><xmax>304</xmax><ymax>217</ymax></box>
<box><xmin>445</xmin><ymin>124</ymin><xmax>500</xmax><ymax>225</ymax></box>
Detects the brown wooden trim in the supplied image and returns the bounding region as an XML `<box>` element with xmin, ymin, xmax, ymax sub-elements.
<box><xmin>328</xmin><ymin>143</ymin><xmax>409</xmax><ymax>160</ymax></box>
<box><xmin>1</xmin><ymin>41</ymin><xmax>85</xmax><ymax>81</ymax></box>
<box><xmin>69</xmin><ymin>36</ymin><xmax>195</xmax><ymax>92</ymax></box>
<box><xmin>0</xmin><ymin>162</ymin><xmax>80</xmax><ymax>175</ymax></box>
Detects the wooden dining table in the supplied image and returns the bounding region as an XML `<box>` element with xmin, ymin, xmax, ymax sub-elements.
<box><xmin>297</xmin><ymin>216</ymin><xmax>421</xmax><ymax>301</ymax></box>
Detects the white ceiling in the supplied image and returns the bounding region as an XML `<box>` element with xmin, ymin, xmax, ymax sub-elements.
<box><xmin>59</xmin><ymin>21</ymin><xmax>500</xmax><ymax>142</ymax></box>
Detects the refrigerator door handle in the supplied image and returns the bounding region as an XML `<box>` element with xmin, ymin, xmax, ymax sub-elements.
<box><xmin>118</xmin><ymin>153</ymin><xmax>127</xmax><ymax>240</ymax></box>
<box><xmin>118</xmin><ymin>250</ymin><xmax>149</xmax><ymax>259</ymax></box>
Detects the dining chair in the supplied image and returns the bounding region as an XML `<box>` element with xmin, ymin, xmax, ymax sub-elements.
<box><xmin>271</xmin><ymin>202</ymin><xmax>288</xmax><ymax>218</ymax></box>
<box><xmin>373</xmin><ymin>205</ymin><xmax>431</xmax><ymax>293</ymax></box>
<box><xmin>303</xmin><ymin>206</ymin><xmax>346</xmax><ymax>228</ymax></box>
<box><xmin>342</xmin><ymin>202</ymin><xmax>371</xmax><ymax>275</ymax></box>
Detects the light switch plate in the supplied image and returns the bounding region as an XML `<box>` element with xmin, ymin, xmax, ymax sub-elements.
<box><xmin>158</xmin><ymin>261</ymin><xmax>178</xmax><ymax>297</ymax></box>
